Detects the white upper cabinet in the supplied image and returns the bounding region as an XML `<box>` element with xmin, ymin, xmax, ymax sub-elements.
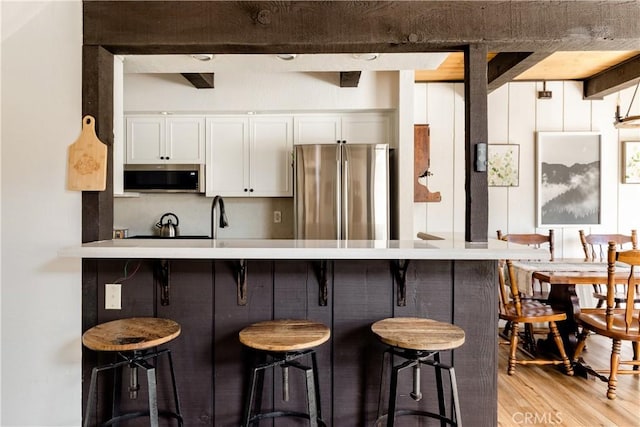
<box><xmin>126</xmin><ymin>115</ymin><xmax>205</xmax><ymax>164</ymax></box>
<box><xmin>206</xmin><ymin>115</ymin><xmax>293</xmax><ymax>197</ymax></box>
<box><xmin>293</xmin><ymin>112</ymin><xmax>392</xmax><ymax>145</ymax></box>
<box><xmin>341</xmin><ymin>112</ymin><xmax>392</xmax><ymax>144</ymax></box>
<box><xmin>294</xmin><ymin>114</ymin><xmax>342</xmax><ymax>144</ymax></box>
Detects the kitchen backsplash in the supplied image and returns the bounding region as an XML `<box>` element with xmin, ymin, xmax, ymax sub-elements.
<box><xmin>114</xmin><ymin>194</ymin><xmax>294</xmax><ymax>238</ymax></box>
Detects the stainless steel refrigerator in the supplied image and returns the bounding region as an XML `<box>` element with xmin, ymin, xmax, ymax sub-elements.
<box><xmin>294</xmin><ymin>143</ymin><xmax>389</xmax><ymax>240</ymax></box>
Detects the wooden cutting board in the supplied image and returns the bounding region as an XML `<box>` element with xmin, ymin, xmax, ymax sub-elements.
<box><xmin>67</xmin><ymin>115</ymin><xmax>107</xmax><ymax>191</ymax></box>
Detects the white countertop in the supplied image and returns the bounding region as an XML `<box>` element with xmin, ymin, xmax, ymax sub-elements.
<box><xmin>59</xmin><ymin>233</ymin><xmax>546</xmax><ymax>260</ymax></box>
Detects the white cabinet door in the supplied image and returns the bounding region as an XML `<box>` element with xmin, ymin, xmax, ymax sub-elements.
<box><xmin>294</xmin><ymin>112</ymin><xmax>392</xmax><ymax>145</ymax></box>
<box><xmin>250</xmin><ymin>116</ymin><xmax>293</xmax><ymax>197</ymax></box>
<box><xmin>206</xmin><ymin>117</ymin><xmax>249</xmax><ymax>197</ymax></box>
<box><xmin>341</xmin><ymin>112</ymin><xmax>392</xmax><ymax>144</ymax></box>
<box><xmin>207</xmin><ymin>115</ymin><xmax>293</xmax><ymax>197</ymax></box>
<box><xmin>293</xmin><ymin>115</ymin><xmax>341</xmax><ymax>145</ymax></box>
<box><xmin>126</xmin><ymin>116</ymin><xmax>165</xmax><ymax>163</ymax></box>
<box><xmin>126</xmin><ymin>115</ymin><xmax>205</xmax><ymax>164</ymax></box>
<box><xmin>165</xmin><ymin>117</ymin><xmax>205</xmax><ymax>163</ymax></box>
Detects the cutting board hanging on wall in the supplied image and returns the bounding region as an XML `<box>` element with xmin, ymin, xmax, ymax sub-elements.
<box><xmin>67</xmin><ymin>115</ymin><xmax>107</xmax><ymax>191</ymax></box>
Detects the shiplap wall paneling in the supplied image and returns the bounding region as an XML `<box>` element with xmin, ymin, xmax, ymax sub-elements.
<box><xmin>507</xmin><ymin>83</ymin><xmax>537</xmax><ymax>235</ymax></box>
<box><xmin>487</xmin><ymin>85</ymin><xmax>510</xmax><ymax>237</ymax></box>
<box><xmin>616</xmin><ymin>86</ymin><xmax>640</xmax><ymax>232</ymax></box>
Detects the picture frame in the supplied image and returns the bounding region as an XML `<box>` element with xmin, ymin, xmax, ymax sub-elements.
<box><xmin>622</xmin><ymin>141</ymin><xmax>640</xmax><ymax>183</ymax></box>
<box><xmin>488</xmin><ymin>144</ymin><xmax>519</xmax><ymax>187</ymax></box>
<box><xmin>536</xmin><ymin>131</ymin><xmax>601</xmax><ymax>227</ymax></box>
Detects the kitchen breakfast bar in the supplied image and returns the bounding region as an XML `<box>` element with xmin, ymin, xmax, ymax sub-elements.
<box><xmin>60</xmin><ymin>235</ymin><xmax>544</xmax><ymax>426</ymax></box>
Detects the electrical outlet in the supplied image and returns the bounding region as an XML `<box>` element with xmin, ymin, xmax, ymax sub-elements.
<box><xmin>273</xmin><ymin>210</ymin><xmax>282</xmax><ymax>223</ymax></box>
<box><xmin>105</xmin><ymin>284</ymin><xmax>122</xmax><ymax>310</ymax></box>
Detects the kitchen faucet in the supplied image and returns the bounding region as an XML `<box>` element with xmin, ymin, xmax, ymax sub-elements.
<box><xmin>210</xmin><ymin>195</ymin><xmax>229</xmax><ymax>239</ymax></box>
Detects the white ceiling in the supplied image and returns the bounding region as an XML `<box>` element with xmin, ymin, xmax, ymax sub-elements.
<box><xmin>122</xmin><ymin>52</ymin><xmax>449</xmax><ymax>73</ymax></box>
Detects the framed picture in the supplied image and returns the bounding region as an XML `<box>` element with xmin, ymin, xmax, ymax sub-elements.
<box><xmin>488</xmin><ymin>144</ymin><xmax>519</xmax><ymax>186</ymax></box>
<box><xmin>622</xmin><ymin>141</ymin><xmax>640</xmax><ymax>183</ymax></box>
<box><xmin>536</xmin><ymin>132</ymin><xmax>601</xmax><ymax>226</ymax></box>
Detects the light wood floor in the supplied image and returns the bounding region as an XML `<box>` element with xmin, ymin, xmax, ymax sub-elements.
<box><xmin>498</xmin><ymin>333</ymin><xmax>640</xmax><ymax>427</ymax></box>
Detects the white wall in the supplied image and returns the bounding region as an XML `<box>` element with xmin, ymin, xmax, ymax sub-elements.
<box><xmin>1</xmin><ymin>1</ymin><xmax>82</xmax><ymax>425</ymax></box>
<box><xmin>124</xmin><ymin>70</ymin><xmax>399</xmax><ymax>112</ymax></box>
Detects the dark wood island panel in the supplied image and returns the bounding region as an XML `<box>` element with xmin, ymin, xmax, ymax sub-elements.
<box><xmin>87</xmin><ymin>258</ymin><xmax>497</xmax><ymax>426</ymax></box>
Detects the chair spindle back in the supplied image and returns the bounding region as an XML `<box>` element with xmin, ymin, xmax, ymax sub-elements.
<box><xmin>608</xmin><ymin>242</ymin><xmax>640</xmax><ymax>332</ymax></box>
<box><xmin>580</xmin><ymin>229</ymin><xmax>637</xmax><ymax>261</ymax></box>
<box><xmin>497</xmin><ymin>230</ymin><xmax>554</xmax><ymax>261</ymax></box>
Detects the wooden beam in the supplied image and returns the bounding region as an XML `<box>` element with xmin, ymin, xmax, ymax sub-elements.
<box><xmin>82</xmin><ymin>45</ymin><xmax>113</xmax><ymax>243</ymax></box>
<box><xmin>464</xmin><ymin>44</ymin><xmax>489</xmax><ymax>242</ymax></box>
<box><xmin>181</xmin><ymin>73</ymin><xmax>215</xmax><ymax>89</ymax></box>
<box><xmin>583</xmin><ymin>54</ymin><xmax>640</xmax><ymax>100</ymax></box>
<box><xmin>339</xmin><ymin>71</ymin><xmax>361</xmax><ymax>88</ymax></box>
<box><xmin>83</xmin><ymin>1</ymin><xmax>640</xmax><ymax>54</ymax></box>
<box><xmin>487</xmin><ymin>52</ymin><xmax>553</xmax><ymax>92</ymax></box>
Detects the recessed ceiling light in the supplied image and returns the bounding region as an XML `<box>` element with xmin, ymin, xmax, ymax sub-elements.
<box><xmin>191</xmin><ymin>54</ymin><xmax>214</xmax><ymax>62</ymax></box>
<box><xmin>276</xmin><ymin>54</ymin><xmax>297</xmax><ymax>61</ymax></box>
<box><xmin>352</xmin><ymin>53</ymin><xmax>379</xmax><ymax>61</ymax></box>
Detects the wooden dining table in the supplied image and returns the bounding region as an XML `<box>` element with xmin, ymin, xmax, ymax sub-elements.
<box><xmin>511</xmin><ymin>259</ymin><xmax>636</xmax><ymax>358</ymax></box>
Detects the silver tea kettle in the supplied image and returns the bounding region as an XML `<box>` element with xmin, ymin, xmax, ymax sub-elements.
<box><xmin>156</xmin><ymin>213</ymin><xmax>180</xmax><ymax>237</ymax></box>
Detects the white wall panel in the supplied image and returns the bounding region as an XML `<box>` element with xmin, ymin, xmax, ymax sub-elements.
<box><xmin>453</xmin><ymin>84</ymin><xmax>467</xmax><ymax>233</ymax></box>
<box><xmin>424</xmin><ymin>83</ymin><xmax>456</xmax><ymax>232</ymax></box>
<box><xmin>507</xmin><ymin>83</ymin><xmax>537</xmax><ymax>234</ymax></box>
<box><xmin>487</xmin><ymin>85</ymin><xmax>510</xmax><ymax>236</ymax></box>
<box><xmin>563</xmin><ymin>81</ymin><xmax>592</xmax><ymax>132</ymax></box>
<box><xmin>414</xmin><ymin>83</ymin><xmax>428</xmax><ymax>124</ymax></box>
<box><xmin>536</xmin><ymin>81</ymin><xmax>564</xmax><ymax>131</ymax></box>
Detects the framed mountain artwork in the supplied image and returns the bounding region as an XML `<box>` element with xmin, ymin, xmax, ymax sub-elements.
<box><xmin>536</xmin><ymin>132</ymin><xmax>601</xmax><ymax>226</ymax></box>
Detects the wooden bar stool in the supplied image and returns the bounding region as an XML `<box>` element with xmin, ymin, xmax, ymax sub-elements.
<box><xmin>82</xmin><ymin>317</ymin><xmax>183</xmax><ymax>427</ymax></box>
<box><xmin>238</xmin><ymin>319</ymin><xmax>330</xmax><ymax>427</ymax></box>
<box><xmin>371</xmin><ymin>317</ymin><xmax>465</xmax><ymax>427</ymax></box>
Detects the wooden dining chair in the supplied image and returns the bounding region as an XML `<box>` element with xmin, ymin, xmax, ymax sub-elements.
<box><xmin>573</xmin><ymin>242</ymin><xmax>640</xmax><ymax>399</ymax></box>
<box><xmin>498</xmin><ymin>258</ymin><xmax>574</xmax><ymax>376</ymax></box>
<box><xmin>497</xmin><ymin>230</ymin><xmax>554</xmax><ymax>302</ymax></box>
<box><xmin>579</xmin><ymin>229</ymin><xmax>639</xmax><ymax>308</ymax></box>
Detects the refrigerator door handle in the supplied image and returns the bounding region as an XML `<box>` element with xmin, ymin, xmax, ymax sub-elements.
<box><xmin>336</xmin><ymin>159</ymin><xmax>341</xmax><ymax>240</ymax></box>
<box><xmin>343</xmin><ymin>160</ymin><xmax>349</xmax><ymax>239</ymax></box>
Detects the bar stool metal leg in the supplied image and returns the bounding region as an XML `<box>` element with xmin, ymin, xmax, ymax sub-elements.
<box><xmin>84</xmin><ymin>367</ymin><xmax>99</xmax><ymax>427</ymax></box>
<box><xmin>310</xmin><ymin>351</ymin><xmax>323</xmax><ymax>422</ymax></box>
<box><xmin>434</xmin><ymin>353</ymin><xmax>447</xmax><ymax>427</ymax></box>
<box><xmin>303</xmin><ymin>365</ymin><xmax>318</xmax><ymax>427</ymax></box>
<box><xmin>140</xmin><ymin>360</ymin><xmax>159</xmax><ymax>427</ymax></box>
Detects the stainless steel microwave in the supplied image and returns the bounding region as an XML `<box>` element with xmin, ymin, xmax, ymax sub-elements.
<box><xmin>123</xmin><ymin>164</ymin><xmax>205</xmax><ymax>193</ymax></box>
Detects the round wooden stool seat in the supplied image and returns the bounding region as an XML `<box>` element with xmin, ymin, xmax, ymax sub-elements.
<box><xmin>239</xmin><ymin>319</ymin><xmax>330</xmax><ymax>352</ymax></box>
<box><xmin>82</xmin><ymin>317</ymin><xmax>181</xmax><ymax>352</ymax></box>
<box><xmin>371</xmin><ymin>317</ymin><xmax>465</xmax><ymax>351</ymax></box>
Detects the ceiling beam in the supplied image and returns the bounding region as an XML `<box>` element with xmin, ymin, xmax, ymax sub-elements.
<box><xmin>487</xmin><ymin>52</ymin><xmax>553</xmax><ymax>92</ymax></box>
<box><xmin>84</xmin><ymin>1</ymin><xmax>640</xmax><ymax>54</ymax></box>
<box><xmin>583</xmin><ymin>54</ymin><xmax>640</xmax><ymax>100</ymax></box>
<box><xmin>181</xmin><ymin>73</ymin><xmax>215</xmax><ymax>89</ymax></box>
<box><xmin>340</xmin><ymin>72</ymin><xmax>361</xmax><ymax>88</ymax></box>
